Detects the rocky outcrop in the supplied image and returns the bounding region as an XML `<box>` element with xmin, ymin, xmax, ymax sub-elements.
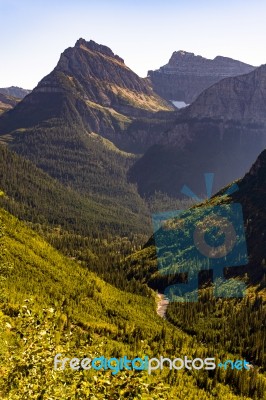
<box><xmin>148</xmin><ymin>51</ymin><xmax>255</xmax><ymax>103</ymax></box>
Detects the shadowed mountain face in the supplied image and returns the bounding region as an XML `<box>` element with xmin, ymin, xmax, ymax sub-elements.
<box><xmin>129</xmin><ymin>64</ymin><xmax>266</xmax><ymax>198</ymax></box>
<box><xmin>0</xmin><ymin>39</ymin><xmax>174</xmax><ymax>153</ymax></box>
<box><xmin>148</xmin><ymin>51</ymin><xmax>255</xmax><ymax>104</ymax></box>
<box><xmin>126</xmin><ymin>149</ymin><xmax>266</xmax><ymax>289</ymax></box>
<box><xmin>229</xmin><ymin>149</ymin><xmax>266</xmax><ymax>281</ymax></box>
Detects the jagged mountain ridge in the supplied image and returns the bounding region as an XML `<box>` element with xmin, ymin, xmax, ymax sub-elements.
<box><xmin>129</xmin><ymin>63</ymin><xmax>266</xmax><ymax>198</ymax></box>
<box><xmin>148</xmin><ymin>50</ymin><xmax>255</xmax><ymax>104</ymax></box>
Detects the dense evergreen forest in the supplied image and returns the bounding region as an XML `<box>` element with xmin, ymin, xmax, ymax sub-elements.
<box><xmin>0</xmin><ymin>144</ymin><xmax>192</xmax><ymax>293</ymax></box>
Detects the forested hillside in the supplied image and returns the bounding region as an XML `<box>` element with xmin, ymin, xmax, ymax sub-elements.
<box><xmin>1</xmin><ymin>206</ymin><xmax>263</xmax><ymax>399</ymax></box>
<box><xmin>0</xmin><ymin>144</ymin><xmax>150</xmax><ymax>236</ymax></box>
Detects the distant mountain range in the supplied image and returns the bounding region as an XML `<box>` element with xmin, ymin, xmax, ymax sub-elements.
<box><xmin>0</xmin><ymin>92</ymin><xmax>19</xmax><ymax>114</ymax></box>
<box><xmin>148</xmin><ymin>51</ymin><xmax>255</xmax><ymax>104</ymax></box>
<box><xmin>0</xmin><ymin>87</ymin><xmax>30</xmax><ymax>114</ymax></box>
<box><xmin>0</xmin><ymin>86</ymin><xmax>31</xmax><ymax>99</ymax></box>
<box><xmin>129</xmin><ymin>63</ymin><xmax>266</xmax><ymax>197</ymax></box>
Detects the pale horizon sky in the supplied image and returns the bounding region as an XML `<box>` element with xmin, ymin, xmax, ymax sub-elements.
<box><xmin>1</xmin><ymin>0</ymin><xmax>266</xmax><ymax>89</ymax></box>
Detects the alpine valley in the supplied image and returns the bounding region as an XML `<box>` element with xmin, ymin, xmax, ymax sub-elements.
<box><xmin>0</xmin><ymin>39</ymin><xmax>265</xmax><ymax>400</ymax></box>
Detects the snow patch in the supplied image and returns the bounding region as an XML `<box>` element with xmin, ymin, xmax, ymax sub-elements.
<box><xmin>171</xmin><ymin>100</ymin><xmax>189</xmax><ymax>109</ymax></box>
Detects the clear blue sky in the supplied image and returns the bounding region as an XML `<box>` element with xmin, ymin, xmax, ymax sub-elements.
<box><xmin>1</xmin><ymin>0</ymin><xmax>266</xmax><ymax>89</ymax></box>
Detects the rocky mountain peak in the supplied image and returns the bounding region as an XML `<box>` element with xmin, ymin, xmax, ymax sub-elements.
<box><xmin>158</xmin><ymin>51</ymin><xmax>255</xmax><ymax>75</ymax></box>
<box><xmin>54</xmin><ymin>38</ymin><xmax>142</xmax><ymax>88</ymax></box>
<box><xmin>168</xmin><ymin>50</ymin><xmax>196</xmax><ymax>64</ymax></box>
<box><xmin>148</xmin><ymin>51</ymin><xmax>255</xmax><ymax>103</ymax></box>
<box><xmin>0</xmin><ymin>38</ymin><xmax>172</xmax><ymax>153</ymax></box>
<box><xmin>74</xmin><ymin>38</ymin><xmax>124</xmax><ymax>63</ymax></box>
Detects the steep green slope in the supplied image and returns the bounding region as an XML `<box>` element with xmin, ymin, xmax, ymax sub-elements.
<box><xmin>0</xmin><ymin>207</ymin><xmax>258</xmax><ymax>399</ymax></box>
<box><xmin>0</xmin><ymin>143</ymin><xmax>155</xmax><ymax>299</ymax></box>
<box><xmin>0</xmin><ymin>144</ymin><xmax>153</xmax><ymax>294</ymax></box>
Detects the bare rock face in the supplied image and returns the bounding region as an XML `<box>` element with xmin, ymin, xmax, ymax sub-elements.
<box><xmin>148</xmin><ymin>51</ymin><xmax>255</xmax><ymax>104</ymax></box>
<box><xmin>32</xmin><ymin>38</ymin><xmax>171</xmax><ymax>117</ymax></box>
<box><xmin>183</xmin><ymin>64</ymin><xmax>266</xmax><ymax>121</ymax></box>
